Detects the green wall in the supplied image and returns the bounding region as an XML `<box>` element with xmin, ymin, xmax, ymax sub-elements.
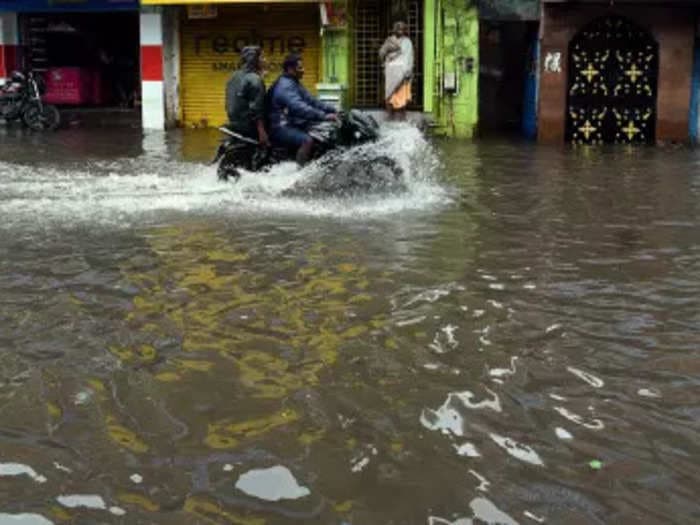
<box><xmin>321</xmin><ymin>29</ymin><xmax>350</xmax><ymax>88</ymax></box>
<box><xmin>434</xmin><ymin>0</ymin><xmax>479</xmax><ymax>137</ymax></box>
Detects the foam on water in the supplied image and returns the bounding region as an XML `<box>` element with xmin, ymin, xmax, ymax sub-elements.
<box><xmin>235</xmin><ymin>465</ymin><xmax>310</xmax><ymax>501</ymax></box>
<box><xmin>0</xmin><ymin>463</ymin><xmax>47</xmax><ymax>484</ymax></box>
<box><xmin>0</xmin><ymin>123</ymin><xmax>447</xmax><ymax>231</ymax></box>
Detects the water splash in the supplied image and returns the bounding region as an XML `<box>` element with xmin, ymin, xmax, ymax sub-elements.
<box><xmin>0</xmin><ymin>123</ymin><xmax>447</xmax><ymax>231</ymax></box>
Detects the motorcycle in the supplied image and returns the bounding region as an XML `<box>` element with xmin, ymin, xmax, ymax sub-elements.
<box><xmin>0</xmin><ymin>71</ymin><xmax>61</xmax><ymax>131</ymax></box>
<box><xmin>212</xmin><ymin>110</ymin><xmax>403</xmax><ymax>190</ymax></box>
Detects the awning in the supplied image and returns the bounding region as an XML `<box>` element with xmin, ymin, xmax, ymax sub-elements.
<box><xmin>0</xmin><ymin>0</ymin><xmax>139</xmax><ymax>12</ymax></box>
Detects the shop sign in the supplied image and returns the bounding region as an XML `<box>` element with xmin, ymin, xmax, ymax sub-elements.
<box><xmin>195</xmin><ymin>32</ymin><xmax>307</xmax><ymax>72</ymax></box>
<box><xmin>187</xmin><ymin>5</ymin><xmax>217</xmax><ymax>20</ymax></box>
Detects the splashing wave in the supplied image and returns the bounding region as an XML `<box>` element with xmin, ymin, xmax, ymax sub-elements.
<box><xmin>0</xmin><ymin>123</ymin><xmax>448</xmax><ymax>231</ymax></box>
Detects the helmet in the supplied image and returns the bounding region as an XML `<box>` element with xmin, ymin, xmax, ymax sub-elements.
<box><xmin>10</xmin><ymin>71</ymin><xmax>25</xmax><ymax>83</ymax></box>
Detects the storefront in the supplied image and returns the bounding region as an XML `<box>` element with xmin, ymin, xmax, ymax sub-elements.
<box><xmin>142</xmin><ymin>0</ymin><xmax>480</xmax><ymax>137</ymax></box>
<box><xmin>178</xmin><ymin>2</ymin><xmax>322</xmax><ymax>127</ymax></box>
<box><xmin>0</xmin><ymin>0</ymin><xmax>141</xmax><ymax>110</ymax></box>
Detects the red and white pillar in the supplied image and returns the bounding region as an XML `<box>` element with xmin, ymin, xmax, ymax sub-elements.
<box><xmin>140</xmin><ymin>10</ymin><xmax>165</xmax><ymax>130</ymax></box>
<box><xmin>0</xmin><ymin>12</ymin><xmax>18</xmax><ymax>86</ymax></box>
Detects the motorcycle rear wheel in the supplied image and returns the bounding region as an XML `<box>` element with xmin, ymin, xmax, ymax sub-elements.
<box><xmin>217</xmin><ymin>155</ymin><xmax>242</xmax><ymax>182</ymax></box>
<box><xmin>23</xmin><ymin>104</ymin><xmax>60</xmax><ymax>131</ymax></box>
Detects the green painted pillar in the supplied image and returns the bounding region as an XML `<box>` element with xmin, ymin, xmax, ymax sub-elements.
<box><xmin>435</xmin><ymin>0</ymin><xmax>479</xmax><ymax>138</ymax></box>
<box><xmin>318</xmin><ymin>2</ymin><xmax>351</xmax><ymax>109</ymax></box>
<box><xmin>423</xmin><ymin>0</ymin><xmax>436</xmax><ymax>114</ymax></box>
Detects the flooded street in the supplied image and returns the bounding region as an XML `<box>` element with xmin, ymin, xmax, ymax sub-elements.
<box><xmin>0</xmin><ymin>125</ymin><xmax>699</xmax><ymax>524</ymax></box>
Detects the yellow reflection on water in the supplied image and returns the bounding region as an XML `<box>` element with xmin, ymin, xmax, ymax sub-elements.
<box><xmin>115</xmin><ymin>223</ymin><xmax>387</xmax><ymax>457</ymax></box>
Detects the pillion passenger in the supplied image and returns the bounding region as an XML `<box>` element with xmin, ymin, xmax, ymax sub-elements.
<box><xmin>266</xmin><ymin>53</ymin><xmax>338</xmax><ymax>165</ymax></box>
<box><xmin>225</xmin><ymin>45</ymin><xmax>270</xmax><ymax>148</ymax></box>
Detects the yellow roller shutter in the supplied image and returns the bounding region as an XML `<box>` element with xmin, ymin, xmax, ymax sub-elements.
<box><xmin>180</xmin><ymin>4</ymin><xmax>321</xmax><ymax>127</ymax></box>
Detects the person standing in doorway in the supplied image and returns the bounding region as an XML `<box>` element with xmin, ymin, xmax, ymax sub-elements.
<box><xmin>379</xmin><ymin>21</ymin><xmax>414</xmax><ymax>120</ymax></box>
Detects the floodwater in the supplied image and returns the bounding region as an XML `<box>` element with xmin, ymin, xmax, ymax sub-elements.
<box><xmin>0</xmin><ymin>124</ymin><xmax>699</xmax><ymax>525</ymax></box>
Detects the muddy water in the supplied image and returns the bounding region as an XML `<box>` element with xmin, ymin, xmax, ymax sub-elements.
<box><xmin>0</xmin><ymin>126</ymin><xmax>699</xmax><ymax>524</ymax></box>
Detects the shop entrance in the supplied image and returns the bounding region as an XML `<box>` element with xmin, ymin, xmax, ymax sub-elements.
<box><xmin>566</xmin><ymin>16</ymin><xmax>658</xmax><ymax>145</ymax></box>
<box><xmin>352</xmin><ymin>0</ymin><xmax>423</xmax><ymax>109</ymax></box>
<box><xmin>19</xmin><ymin>12</ymin><xmax>140</xmax><ymax>110</ymax></box>
<box><xmin>179</xmin><ymin>4</ymin><xmax>322</xmax><ymax>128</ymax></box>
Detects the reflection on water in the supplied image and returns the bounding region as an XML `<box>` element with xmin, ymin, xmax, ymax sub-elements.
<box><xmin>0</xmin><ymin>129</ymin><xmax>699</xmax><ymax>523</ymax></box>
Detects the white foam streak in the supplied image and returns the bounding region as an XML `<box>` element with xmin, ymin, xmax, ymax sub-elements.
<box><xmin>555</xmin><ymin>427</ymin><xmax>573</xmax><ymax>440</ymax></box>
<box><xmin>468</xmin><ymin>469</ymin><xmax>491</xmax><ymax>492</ymax></box>
<box><xmin>489</xmin><ymin>356</ymin><xmax>519</xmax><ymax>378</ymax></box>
<box><xmin>0</xmin><ymin>463</ymin><xmax>47</xmax><ymax>484</ymax></box>
<box><xmin>56</xmin><ymin>494</ymin><xmax>106</xmax><ymax>509</ymax></box>
<box><xmin>455</xmin><ymin>442</ymin><xmax>481</xmax><ymax>457</ymax></box>
<box><xmin>469</xmin><ymin>497</ymin><xmax>520</xmax><ymax>525</ymax></box>
<box><xmin>638</xmin><ymin>388</ymin><xmax>661</xmax><ymax>398</ymax></box>
<box><xmin>489</xmin><ymin>434</ymin><xmax>545</xmax><ymax>466</ymax></box>
<box><xmin>235</xmin><ymin>465</ymin><xmax>310</xmax><ymax>501</ymax></box>
<box><xmin>553</xmin><ymin>406</ymin><xmax>605</xmax><ymax>430</ymax></box>
<box><xmin>430</xmin><ymin>324</ymin><xmax>459</xmax><ymax>353</ymax></box>
<box><xmin>420</xmin><ymin>389</ymin><xmax>501</xmax><ymax>437</ymax></box>
<box><xmin>0</xmin><ymin>514</ymin><xmax>54</xmax><ymax>525</ymax></box>
<box><xmin>566</xmin><ymin>367</ymin><xmax>604</xmax><ymax>388</ymax></box>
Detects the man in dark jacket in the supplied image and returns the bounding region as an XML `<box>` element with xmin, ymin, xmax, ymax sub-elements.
<box><xmin>225</xmin><ymin>46</ymin><xmax>269</xmax><ymax>148</ymax></box>
<box><xmin>268</xmin><ymin>53</ymin><xmax>337</xmax><ymax>165</ymax></box>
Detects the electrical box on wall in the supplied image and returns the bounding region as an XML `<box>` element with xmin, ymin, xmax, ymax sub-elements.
<box><xmin>444</xmin><ymin>71</ymin><xmax>458</xmax><ymax>93</ymax></box>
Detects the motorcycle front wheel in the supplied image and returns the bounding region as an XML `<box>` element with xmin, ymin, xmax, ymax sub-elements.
<box><xmin>23</xmin><ymin>104</ymin><xmax>60</xmax><ymax>131</ymax></box>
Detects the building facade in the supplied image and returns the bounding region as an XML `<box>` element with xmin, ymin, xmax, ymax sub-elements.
<box><xmin>139</xmin><ymin>0</ymin><xmax>479</xmax><ymax>137</ymax></box>
<box><xmin>0</xmin><ymin>0</ymin><xmax>142</xmax><ymax>115</ymax></box>
<box><xmin>538</xmin><ymin>0</ymin><xmax>698</xmax><ymax>145</ymax></box>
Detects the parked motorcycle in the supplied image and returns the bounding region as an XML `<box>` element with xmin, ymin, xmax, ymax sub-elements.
<box><xmin>212</xmin><ymin>110</ymin><xmax>403</xmax><ymax>192</ymax></box>
<box><xmin>0</xmin><ymin>71</ymin><xmax>61</xmax><ymax>131</ymax></box>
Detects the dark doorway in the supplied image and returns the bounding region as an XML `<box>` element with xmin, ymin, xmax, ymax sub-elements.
<box><xmin>566</xmin><ymin>16</ymin><xmax>659</xmax><ymax>145</ymax></box>
<box><xmin>478</xmin><ymin>21</ymin><xmax>539</xmax><ymax>137</ymax></box>
<box><xmin>19</xmin><ymin>12</ymin><xmax>140</xmax><ymax>109</ymax></box>
<box><xmin>352</xmin><ymin>0</ymin><xmax>424</xmax><ymax>109</ymax></box>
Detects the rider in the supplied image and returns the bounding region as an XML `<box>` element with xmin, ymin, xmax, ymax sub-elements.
<box><xmin>225</xmin><ymin>45</ymin><xmax>270</xmax><ymax>148</ymax></box>
<box><xmin>267</xmin><ymin>53</ymin><xmax>338</xmax><ymax>165</ymax></box>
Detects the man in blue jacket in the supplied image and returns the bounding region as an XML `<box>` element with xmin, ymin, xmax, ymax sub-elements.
<box><xmin>268</xmin><ymin>53</ymin><xmax>338</xmax><ymax>165</ymax></box>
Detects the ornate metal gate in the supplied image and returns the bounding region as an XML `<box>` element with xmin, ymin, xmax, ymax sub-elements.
<box><xmin>566</xmin><ymin>16</ymin><xmax>658</xmax><ymax>145</ymax></box>
<box><xmin>353</xmin><ymin>0</ymin><xmax>423</xmax><ymax>109</ymax></box>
